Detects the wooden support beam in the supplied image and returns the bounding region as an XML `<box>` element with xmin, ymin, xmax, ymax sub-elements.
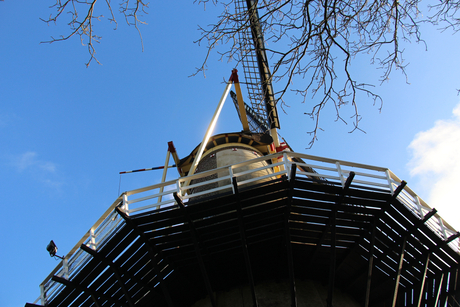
<box><xmin>392</xmin><ymin>181</ymin><xmax>407</xmax><ymax>199</ymax></box>
<box><xmin>230</xmin><ymin>69</ymin><xmax>250</xmax><ymax>132</ymax></box>
<box><xmin>232</xmin><ymin>176</ymin><xmax>259</xmax><ymax>307</ymax></box>
<box><xmin>422</xmin><ymin>208</ymin><xmax>437</xmax><ymax>223</ymax></box>
<box><xmin>115</xmin><ymin>207</ymin><xmax>174</xmax><ymax>307</ymax></box>
<box><xmin>327</xmin><ymin>172</ymin><xmax>355</xmax><ymax>307</ymax></box>
<box><xmin>284</xmin><ymin>164</ymin><xmax>297</xmax><ymax>307</ymax></box>
<box><xmin>364</xmin><ymin>223</ymin><xmax>376</xmax><ymax>307</ymax></box>
<box><xmin>174</xmin><ymin>192</ymin><xmax>217</xmax><ymax>307</ymax></box>
<box><xmin>392</xmin><ymin>235</ymin><xmax>407</xmax><ymax>307</ymax></box>
<box><xmin>305</xmin><ymin>223</ymin><xmax>331</xmax><ymax>270</ymax></box>
<box><xmin>80</xmin><ymin>244</ymin><xmax>134</xmax><ymax>307</ymax></box>
<box><xmin>327</xmin><ymin>203</ymin><xmax>337</xmax><ymax>307</ymax></box>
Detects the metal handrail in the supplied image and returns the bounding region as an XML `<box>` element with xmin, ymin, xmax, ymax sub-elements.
<box><xmin>33</xmin><ymin>151</ymin><xmax>459</xmax><ymax>305</ymax></box>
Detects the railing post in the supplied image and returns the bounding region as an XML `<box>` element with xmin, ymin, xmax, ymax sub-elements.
<box><xmin>40</xmin><ymin>284</ymin><xmax>46</xmax><ymax>306</ymax></box>
<box><xmin>176</xmin><ymin>179</ymin><xmax>183</xmax><ymax>198</ymax></box>
<box><xmin>283</xmin><ymin>152</ymin><xmax>290</xmax><ymax>180</ymax></box>
<box><xmin>385</xmin><ymin>170</ymin><xmax>395</xmax><ymax>195</ymax></box>
<box><xmin>122</xmin><ymin>193</ymin><xmax>129</xmax><ymax>216</ymax></box>
<box><xmin>438</xmin><ymin>216</ymin><xmax>449</xmax><ymax>240</ymax></box>
<box><xmin>63</xmin><ymin>258</ymin><xmax>69</xmax><ymax>279</ymax></box>
<box><xmin>335</xmin><ymin>162</ymin><xmax>345</xmax><ymax>188</ymax></box>
<box><xmin>414</xmin><ymin>196</ymin><xmax>424</xmax><ymax>219</ymax></box>
<box><xmin>89</xmin><ymin>228</ymin><xmax>97</xmax><ymax>250</ymax></box>
<box><xmin>229</xmin><ymin>166</ymin><xmax>235</xmax><ymax>194</ymax></box>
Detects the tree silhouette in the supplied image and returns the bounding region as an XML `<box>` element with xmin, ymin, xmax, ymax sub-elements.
<box><xmin>42</xmin><ymin>0</ymin><xmax>460</xmax><ymax>145</ymax></box>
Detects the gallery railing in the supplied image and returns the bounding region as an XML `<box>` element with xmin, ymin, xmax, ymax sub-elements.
<box><xmin>32</xmin><ymin>151</ymin><xmax>460</xmax><ymax>305</ymax></box>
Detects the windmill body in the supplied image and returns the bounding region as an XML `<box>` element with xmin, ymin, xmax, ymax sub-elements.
<box><xmin>25</xmin><ymin>3</ymin><xmax>460</xmax><ymax>307</ymax></box>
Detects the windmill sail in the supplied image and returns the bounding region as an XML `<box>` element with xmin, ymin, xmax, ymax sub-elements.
<box><xmin>234</xmin><ymin>0</ymin><xmax>280</xmax><ymax>132</ymax></box>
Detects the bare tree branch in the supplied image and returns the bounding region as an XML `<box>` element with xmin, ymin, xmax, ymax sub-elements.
<box><xmin>41</xmin><ymin>0</ymin><xmax>148</xmax><ymax>66</ymax></box>
<box><xmin>43</xmin><ymin>0</ymin><xmax>460</xmax><ymax>146</ymax></box>
<box><xmin>194</xmin><ymin>0</ymin><xmax>459</xmax><ymax>146</ymax></box>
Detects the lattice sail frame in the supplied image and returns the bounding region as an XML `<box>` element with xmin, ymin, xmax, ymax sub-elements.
<box><xmin>234</xmin><ymin>0</ymin><xmax>272</xmax><ymax>133</ymax></box>
<box><xmin>231</xmin><ymin>91</ymin><xmax>269</xmax><ymax>133</ymax></box>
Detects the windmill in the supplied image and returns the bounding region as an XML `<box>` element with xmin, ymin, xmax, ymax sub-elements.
<box><xmin>26</xmin><ymin>2</ymin><xmax>460</xmax><ymax>307</ymax></box>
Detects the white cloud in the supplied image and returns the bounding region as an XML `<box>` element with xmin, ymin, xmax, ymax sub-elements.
<box><xmin>13</xmin><ymin>151</ymin><xmax>56</xmax><ymax>173</ymax></box>
<box><xmin>10</xmin><ymin>151</ymin><xmax>62</xmax><ymax>190</ymax></box>
<box><xmin>14</xmin><ymin>151</ymin><xmax>38</xmax><ymax>172</ymax></box>
<box><xmin>407</xmin><ymin>103</ymin><xmax>460</xmax><ymax>231</ymax></box>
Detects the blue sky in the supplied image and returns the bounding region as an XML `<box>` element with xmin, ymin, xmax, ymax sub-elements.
<box><xmin>1</xmin><ymin>1</ymin><xmax>460</xmax><ymax>306</ymax></box>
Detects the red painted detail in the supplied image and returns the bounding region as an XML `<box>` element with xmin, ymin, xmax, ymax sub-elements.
<box><xmin>229</xmin><ymin>69</ymin><xmax>239</xmax><ymax>83</ymax></box>
<box><xmin>276</xmin><ymin>142</ymin><xmax>288</xmax><ymax>152</ymax></box>
<box><xmin>270</xmin><ymin>143</ymin><xmax>276</xmax><ymax>153</ymax></box>
<box><xmin>168</xmin><ymin>141</ymin><xmax>176</xmax><ymax>153</ymax></box>
<box><xmin>232</xmin><ymin>148</ymin><xmax>238</xmax><ymax>151</ymax></box>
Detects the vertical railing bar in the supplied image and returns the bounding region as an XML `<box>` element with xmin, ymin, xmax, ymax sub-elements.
<box><xmin>415</xmin><ymin>196</ymin><xmax>423</xmax><ymax>218</ymax></box>
<box><xmin>385</xmin><ymin>170</ymin><xmax>395</xmax><ymax>195</ymax></box>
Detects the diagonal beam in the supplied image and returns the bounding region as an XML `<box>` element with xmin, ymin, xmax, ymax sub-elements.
<box><xmin>374</xmin><ymin>208</ymin><xmax>454</xmax><ymax>302</ymax></box>
<box><xmin>51</xmin><ymin>275</ymin><xmax>121</xmax><ymax>307</ymax></box>
<box><xmin>392</xmin><ymin>235</ymin><xmax>407</xmax><ymax>307</ymax></box>
<box><xmin>346</xmin><ymin>181</ymin><xmax>422</xmax><ymax>300</ymax></box>
<box><xmin>434</xmin><ymin>272</ymin><xmax>445</xmax><ymax>306</ymax></box>
<box><xmin>80</xmin><ymin>244</ymin><xmax>134</xmax><ymax>307</ymax></box>
<box><xmin>115</xmin><ymin>207</ymin><xmax>174</xmax><ymax>307</ymax></box>
<box><xmin>232</xmin><ymin>176</ymin><xmax>259</xmax><ymax>307</ymax></box>
<box><xmin>307</xmin><ymin>174</ymin><xmax>356</xmax><ymax>275</ymax></box>
<box><xmin>174</xmin><ymin>192</ymin><xmax>217</xmax><ymax>307</ymax></box>
<box><xmin>416</xmin><ymin>252</ymin><xmax>431</xmax><ymax>307</ymax></box>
